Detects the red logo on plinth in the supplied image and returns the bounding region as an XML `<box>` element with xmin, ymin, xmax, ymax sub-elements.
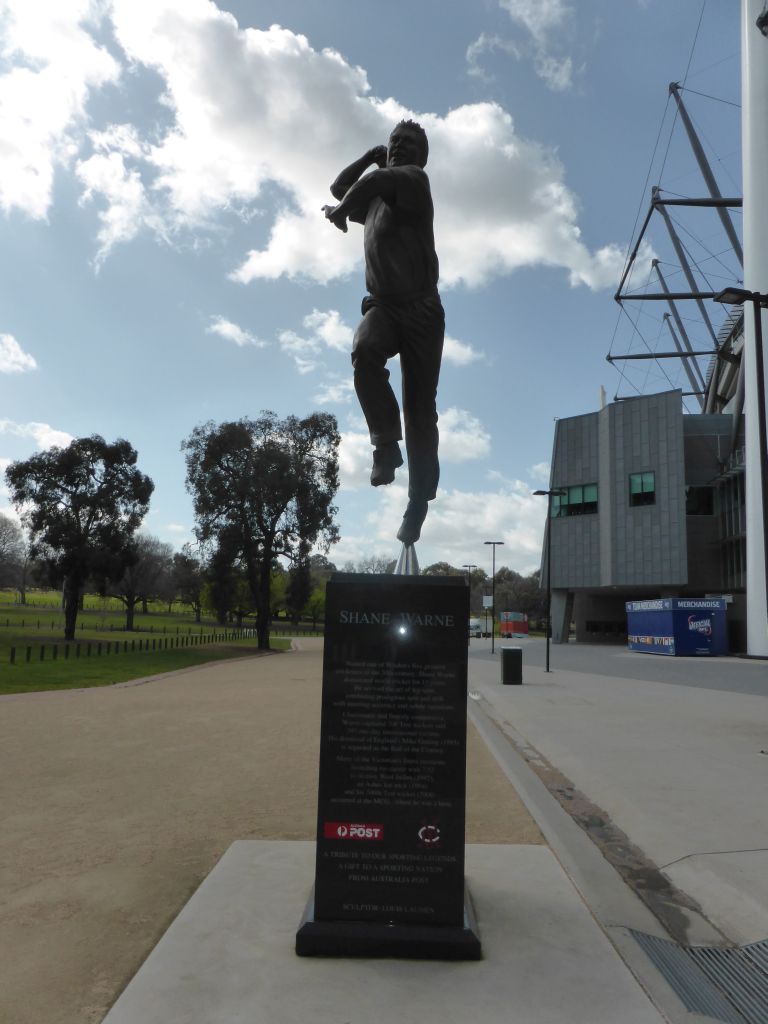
<box><xmin>323</xmin><ymin>822</ymin><xmax>384</xmax><ymax>840</ymax></box>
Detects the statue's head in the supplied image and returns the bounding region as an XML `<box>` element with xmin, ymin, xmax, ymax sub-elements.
<box><xmin>388</xmin><ymin>120</ymin><xmax>429</xmax><ymax>168</ymax></box>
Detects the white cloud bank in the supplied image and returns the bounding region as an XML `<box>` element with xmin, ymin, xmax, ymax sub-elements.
<box><xmin>206</xmin><ymin>315</ymin><xmax>267</xmax><ymax>348</ymax></box>
<box><xmin>0</xmin><ymin>0</ymin><xmax>120</xmax><ymax>218</ymax></box>
<box><xmin>339</xmin><ymin>407</ymin><xmax>491</xmax><ymax>491</ymax></box>
<box><xmin>0</xmin><ymin>0</ymin><xmax>623</xmax><ymax>292</ymax></box>
<box><xmin>0</xmin><ymin>419</ymin><xmax>75</xmax><ymax>449</ymax></box>
<box><xmin>0</xmin><ymin>334</ymin><xmax>37</xmax><ymax>373</ymax></box>
<box><xmin>361</xmin><ymin>479</ymin><xmax>545</xmax><ymax>574</ymax></box>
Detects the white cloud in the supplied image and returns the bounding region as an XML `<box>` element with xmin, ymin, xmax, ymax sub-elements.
<box><xmin>338</xmin><ymin>430</ymin><xmax>372</xmax><ymax>490</ymax></box>
<box><xmin>363</xmin><ymin>480</ymin><xmax>545</xmax><ymax>574</ymax></box>
<box><xmin>0</xmin><ymin>334</ymin><xmax>37</xmax><ymax>373</ymax></box>
<box><xmin>339</xmin><ymin>407</ymin><xmax>490</xmax><ymax>491</ymax></box>
<box><xmin>534</xmin><ymin>53</ymin><xmax>573</xmax><ymax>93</ymax></box>
<box><xmin>466</xmin><ymin>33</ymin><xmax>521</xmax><ymax>82</ymax></box>
<box><xmin>438</xmin><ymin>408</ymin><xmax>491</xmax><ymax>462</ymax></box>
<box><xmin>165</xmin><ymin>522</ymin><xmax>187</xmax><ymax>533</ymax></box>
<box><xmin>0</xmin><ymin>0</ymin><xmax>120</xmax><ymax>219</ymax></box>
<box><xmin>206</xmin><ymin>315</ymin><xmax>267</xmax><ymax>348</ymax></box>
<box><xmin>77</xmin><ymin>124</ymin><xmax>171</xmax><ymax>265</ymax></box>
<box><xmin>303</xmin><ymin>309</ymin><xmax>353</xmax><ymax>353</ymax></box>
<box><xmin>0</xmin><ymin>419</ymin><xmax>74</xmax><ymax>449</ymax></box>
<box><xmin>278</xmin><ymin>309</ymin><xmax>354</xmax><ymax>375</ymax></box>
<box><xmin>527</xmin><ymin>461</ymin><xmax>551</xmax><ymax>483</ymax></box>
<box><xmin>468</xmin><ymin>1</ymin><xmax>576</xmax><ymax>93</ymax></box>
<box><xmin>443</xmin><ymin>334</ymin><xmax>482</xmax><ymax>366</ymax></box>
<box><xmin>278</xmin><ymin>329</ymin><xmax>321</xmax><ymax>375</ymax></box>
<box><xmin>499</xmin><ymin>0</ymin><xmax>571</xmax><ymax>44</ymax></box>
<box><xmin>31</xmin><ymin>2</ymin><xmax>621</xmax><ymax>291</ymax></box>
<box><xmin>313</xmin><ymin>376</ymin><xmax>356</xmax><ymax>405</ymax></box>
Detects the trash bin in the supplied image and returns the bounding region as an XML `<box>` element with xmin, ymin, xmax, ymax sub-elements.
<box><xmin>500</xmin><ymin>646</ymin><xmax>522</xmax><ymax>685</ymax></box>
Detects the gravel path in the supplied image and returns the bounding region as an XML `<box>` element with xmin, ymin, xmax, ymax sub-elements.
<box><xmin>1</xmin><ymin>639</ymin><xmax>543</xmax><ymax>1024</ymax></box>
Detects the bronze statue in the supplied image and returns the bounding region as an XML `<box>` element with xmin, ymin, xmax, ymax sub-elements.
<box><xmin>322</xmin><ymin>120</ymin><xmax>444</xmax><ymax>546</ymax></box>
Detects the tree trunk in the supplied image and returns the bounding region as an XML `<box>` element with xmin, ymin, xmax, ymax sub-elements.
<box><xmin>254</xmin><ymin>553</ymin><xmax>271</xmax><ymax>651</ymax></box>
<box><xmin>194</xmin><ymin>600</ymin><xmax>202</xmax><ymax>624</ymax></box>
<box><xmin>125</xmin><ymin>598</ymin><xmax>136</xmax><ymax>632</ymax></box>
<box><xmin>141</xmin><ymin>597</ymin><xmax>148</xmax><ymax>614</ymax></box>
<box><xmin>63</xmin><ymin>575</ymin><xmax>81</xmax><ymax>641</ymax></box>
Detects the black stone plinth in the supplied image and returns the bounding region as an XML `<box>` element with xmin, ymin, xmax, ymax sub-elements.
<box><xmin>296</xmin><ymin>884</ymin><xmax>481</xmax><ymax>960</ymax></box>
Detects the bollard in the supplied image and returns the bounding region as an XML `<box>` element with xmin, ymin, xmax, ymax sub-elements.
<box><xmin>10</xmin><ymin>646</ymin><xmax>16</xmax><ymax>664</ymax></box>
<box><xmin>500</xmin><ymin>646</ymin><xmax>523</xmax><ymax>685</ymax></box>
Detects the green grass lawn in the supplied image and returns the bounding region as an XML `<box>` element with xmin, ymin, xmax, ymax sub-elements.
<box><xmin>0</xmin><ymin>589</ymin><xmax>300</xmax><ymax>694</ymax></box>
<box><xmin>0</xmin><ymin>637</ymin><xmax>291</xmax><ymax>695</ymax></box>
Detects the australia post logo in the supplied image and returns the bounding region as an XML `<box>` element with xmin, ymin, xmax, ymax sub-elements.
<box><xmin>688</xmin><ymin>615</ymin><xmax>712</xmax><ymax>636</ymax></box>
<box><xmin>323</xmin><ymin>821</ymin><xmax>384</xmax><ymax>841</ymax></box>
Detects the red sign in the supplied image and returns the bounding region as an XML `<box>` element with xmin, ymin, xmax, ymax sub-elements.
<box><xmin>323</xmin><ymin>822</ymin><xmax>384</xmax><ymax>840</ymax></box>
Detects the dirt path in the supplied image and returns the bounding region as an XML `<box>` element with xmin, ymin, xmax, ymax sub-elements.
<box><xmin>1</xmin><ymin>640</ymin><xmax>542</xmax><ymax>1024</ymax></box>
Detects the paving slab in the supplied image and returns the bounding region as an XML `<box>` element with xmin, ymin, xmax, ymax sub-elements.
<box><xmin>469</xmin><ymin>638</ymin><xmax>768</xmax><ymax>945</ymax></box>
<box><xmin>102</xmin><ymin>840</ymin><xmax>667</xmax><ymax>1024</ymax></box>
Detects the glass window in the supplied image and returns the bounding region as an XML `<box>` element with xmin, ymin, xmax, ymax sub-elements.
<box><xmin>551</xmin><ymin>483</ymin><xmax>598</xmax><ymax>517</ymax></box>
<box><xmin>629</xmin><ymin>472</ymin><xmax>655</xmax><ymax>507</ymax></box>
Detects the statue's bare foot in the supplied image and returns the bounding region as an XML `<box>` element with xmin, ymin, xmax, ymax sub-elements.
<box><xmin>396</xmin><ymin>499</ymin><xmax>428</xmax><ymax>545</ymax></box>
<box><xmin>370</xmin><ymin>442</ymin><xmax>403</xmax><ymax>486</ymax></box>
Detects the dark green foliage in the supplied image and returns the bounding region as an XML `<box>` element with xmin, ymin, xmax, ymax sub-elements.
<box><xmin>5</xmin><ymin>436</ymin><xmax>153</xmax><ymax>640</ymax></box>
<box><xmin>182</xmin><ymin>411</ymin><xmax>340</xmax><ymax>649</ymax></box>
<box><xmin>287</xmin><ymin>557</ymin><xmax>312</xmax><ymax>624</ymax></box>
<box><xmin>173</xmin><ymin>544</ymin><xmax>205</xmax><ymax>623</ymax></box>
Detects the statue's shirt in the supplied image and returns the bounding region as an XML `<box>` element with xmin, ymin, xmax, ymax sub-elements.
<box><xmin>350</xmin><ymin>165</ymin><xmax>439</xmax><ymax>302</ymax></box>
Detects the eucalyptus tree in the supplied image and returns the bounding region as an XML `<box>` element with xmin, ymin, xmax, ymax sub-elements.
<box><xmin>182</xmin><ymin>411</ymin><xmax>340</xmax><ymax>649</ymax></box>
<box><xmin>5</xmin><ymin>436</ymin><xmax>153</xmax><ymax>640</ymax></box>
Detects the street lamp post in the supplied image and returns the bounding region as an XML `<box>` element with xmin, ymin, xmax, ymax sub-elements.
<box><xmin>462</xmin><ymin>564</ymin><xmax>477</xmax><ymax>643</ymax></box>
<box><xmin>713</xmin><ymin>287</ymin><xmax>768</xmax><ymax>652</ymax></box>
<box><xmin>533</xmin><ymin>489</ymin><xmax>566</xmax><ymax>672</ymax></box>
<box><xmin>483</xmin><ymin>541</ymin><xmax>504</xmax><ymax>655</ymax></box>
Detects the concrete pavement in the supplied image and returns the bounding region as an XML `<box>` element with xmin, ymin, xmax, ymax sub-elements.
<box><xmin>468</xmin><ymin>635</ymin><xmax>768</xmax><ymax>947</ymax></box>
<box><xmin>102</xmin><ymin>841</ymin><xmax>669</xmax><ymax>1024</ymax></box>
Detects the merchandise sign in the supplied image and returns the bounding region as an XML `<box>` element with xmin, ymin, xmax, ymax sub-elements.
<box><xmin>625</xmin><ymin>598</ymin><xmax>728</xmax><ymax>657</ymax></box>
<box><xmin>313</xmin><ymin>573</ymin><xmax>469</xmax><ymax>927</ymax></box>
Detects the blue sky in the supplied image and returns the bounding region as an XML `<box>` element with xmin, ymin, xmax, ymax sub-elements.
<box><xmin>0</xmin><ymin>0</ymin><xmax>742</xmax><ymax>574</ymax></box>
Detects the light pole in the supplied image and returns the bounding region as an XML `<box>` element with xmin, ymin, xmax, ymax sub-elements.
<box><xmin>462</xmin><ymin>564</ymin><xmax>477</xmax><ymax>643</ymax></box>
<box><xmin>484</xmin><ymin>541</ymin><xmax>504</xmax><ymax>654</ymax></box>
<box><xmin>713</xmin><ymin>287</ymin><xmax>768</xmax><ymax>652</ymax></box>
<box><xmin>533</xmin><ymin>489</ymin><xmax>566</xmax><ymax>672</ymax></box>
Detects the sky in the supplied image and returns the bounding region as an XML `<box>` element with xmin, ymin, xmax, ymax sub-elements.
<box><xmin>0</xmin><ymin>0</ymin><xmax>743</xmax><ymax>576</ymax></box>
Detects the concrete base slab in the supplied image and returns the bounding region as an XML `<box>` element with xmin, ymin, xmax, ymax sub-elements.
<box><xmin>103</xmin><ymin>841</ymin><xmax>666</xmax><ymax>1024</ymax></box>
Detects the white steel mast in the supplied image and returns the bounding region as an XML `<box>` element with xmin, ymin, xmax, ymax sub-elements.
<box><xmin>742</xmin><ymin>0</ymin><xmax>768</xmax><ymax>655</ymax></box>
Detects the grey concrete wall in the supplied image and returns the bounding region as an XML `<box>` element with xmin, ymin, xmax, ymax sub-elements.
<box><xmin>601</xmin><ymin>391</ymin><xmax>687</xmax><ymax>587</ymax></box>
<box><xmin>550</xmin><ymin>415</ymin><xmax>601</xmax><ymax>589</ymax></box>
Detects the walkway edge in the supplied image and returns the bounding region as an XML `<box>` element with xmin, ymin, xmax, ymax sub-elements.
<box><xmin>467</xmin><ymin>696</ymin><xmax>718</xmax><ymax>1024</ymax></box>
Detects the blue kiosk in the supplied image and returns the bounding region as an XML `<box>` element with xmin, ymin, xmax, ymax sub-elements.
<box><xmin>625</xmin><ymin>598</ymin><xmax>728</xmax><ymax>656</ymax></box>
